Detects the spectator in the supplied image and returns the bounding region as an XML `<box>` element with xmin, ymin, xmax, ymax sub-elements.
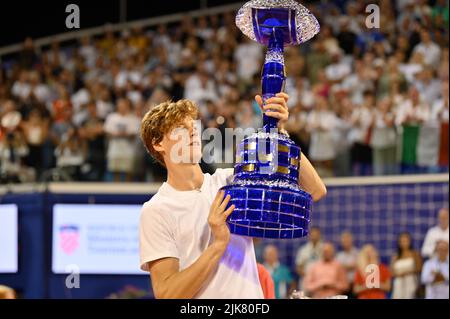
<box><xmin>336</xmin><ymin>231</ymin><xmax>359</xmax><ymax>295</ymax></box>
<box><xmin>370</xmin><ymin>97</ymin><xmax>398</xmax><ymax>175</ymax></box>
<box><xmin>22</xmin><ymin>108</ymin><xmax>48</xmax><ymax>179</ymax></box>
<box><xmin>0</xmin><ymin>110</ymin><xmax>31</xmax><ymax>183</ymax></box>
<box><xmin>395</xmin><ymin>87</ymin><xmax>429</xmax><ymax>174</ymax></box>
<box><xmin>341</xmin><ymin>60</ymin><xmax>374</xmax><ymax>106</ymax></box>
<box><xmin>331</xmin><ymin>96</ymin><xmax>353</xmax><ymax>177</ymax></box>
<box><xmin>336</xmin><ymin>17</ymin><xmax>357</xmax><ymax>56</ymax></box>
<box><xmin>256</xmin><ymin>263</ymin><xmax>275</xmax><ymax>299</ymax></box>
<box><xmin>234</xmin><ymin>37</ymin><xmax>262</xmax><ymax>84</ymax></box>
<box><xmin>431</xmin><ymin>0</ymin><xmax>449</xmax><ymax>28</ymax></box>
<box><xmin>414</xmin><ymin>68</ymin><xmax>441</xmax><ymax>104</ymax></box>
<box><xmin>0</xmin><ymin>6</ymin><xmax>447</xmax><ymax>182</ymax></box>
<box><xmin>412</xmin><ymin>29</ymin><xmax>441</xmax><ymax>68</ymax></box>
<box><xmin>295</xmin><ymin>227</ymin><xmax>323</xmax><ymax>288</ymax></box>
<box><xmin>306</xmin><ymin>95</ymin><xmax>337</xmax><ymax>177</ymax></box>
<box><xmin>104</xmin><ymin>98</ymin><xmax>140</xmax><ymax>181</ymax></box>
<box><xmin>390</xmin><ymin>232</ymin><xmax>423</xmax><ymax>299</ymax></box>
<box><xmin>306</xmin><ymin>41</ymin><xmax>330</xmax><ymax>85</ymax></box>
<box><xmin>18</xmin><ymin>37</ymin><xmax>38</xmax><ymax>70</ymax></box>
<box><xmin>54</xmin><ymin>126</ymin><xmax>86</xmax><ymax>180</ymax></box>
<box><xmin>422</xmin><ymin>208</ymin><xmax>450</xmax><ymax>258</ymax></box>
<box><xmin>184</xmin><ymin>65</ymin><xmax>218</xmax><ymax>111</ymax></box>
<box><xmin>432</xmin><ymin>80</ymin><xmax>449</xmax><ymax>171</ymax></box>
<box><xmin>421</xmin><ymin>240</ymin><xmax>449</xmax><ymax>299</ymax></box>
<box><xmin>303</xmin><ymin>242</ymin><xmax>348</xmax><ymax>298</ymax></box>
<box><xmin>0</xmin><ymin>285</ymin><xmax>16</xmax><ymax>299</ymax></box>
<box><xmin>324</xmin><ymin>49</ymin><xmax>351</xmax><ymax>84</ymax></box>
<box><xmin>263</xmin><ymin>244</ymin><xmax>296</xmax><ymax>299</ymax></box>
<box><xmin>354</xmin><ymin>244</ymin><xmax>391</xmax><ymax>299</ymax></box>
<box><xmin>78</xmin><ymin>101</ymin><xmax>106</xmax><ymax>181</ymax></box>
<box><xmin>349</xmin><ymin>90</ymin><xmax>374</xmax><ymax>176</ymax></box>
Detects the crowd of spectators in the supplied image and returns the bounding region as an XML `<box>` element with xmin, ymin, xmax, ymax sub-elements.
<box><xmin>0</xmin><ymin>0</ymin><xmax>448</xmax><ymax>183</ymax></box>
<box><xmin>256</xmin><ymin>207</ymin><xmax>448</xmax><ymax>299</ymax></box>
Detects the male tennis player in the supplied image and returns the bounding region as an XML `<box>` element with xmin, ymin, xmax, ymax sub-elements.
<box><xmin>139</xmin><ymin>93</ymin><xmax>326</xmax><ymax>298</ymax></box>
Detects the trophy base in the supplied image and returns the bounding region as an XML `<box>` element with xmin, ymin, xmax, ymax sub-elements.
<box><xmin>221</xmin><ymin>182</ymin><xmax>312</xmax><ymax>239</ymax></box>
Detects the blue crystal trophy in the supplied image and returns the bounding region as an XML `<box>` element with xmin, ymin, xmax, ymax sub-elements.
<box><xmin>221</xmin><ymin>0</ymin><xmax>320</xmax><ymax>239</ymax></box>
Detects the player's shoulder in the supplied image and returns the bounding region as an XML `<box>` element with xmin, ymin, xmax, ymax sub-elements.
<box><xmin>210</xmin><ymin>168</ymin><xmax>234</xmax><ymax>186</ymax></box>
<box><xmin>140</xmin><ymin>191</ymin><xmax>168</xmax><ymax>221</ymax></box>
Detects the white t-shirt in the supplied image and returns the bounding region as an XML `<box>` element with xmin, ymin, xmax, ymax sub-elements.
<box><xmin>421</xmin><ymin>226</ymin><xmax>449</xmax><ymax>258</ymax></box>
<box><xmin>139</xmin><ymin>168</ymin><xmax>264</xmax><ymax>299</ymax></box>
<box><xmin>234</xmin><ymin>42</ymin><xmax>263</xmax><ymax>81</ymax></box>
<box><xmin>307</xmin><ymin>110</ymin><xmax>338</xmax><ymax>161</ymax></box>
<box><xmin>104</xmin><ymin>113</ymin><xmax>140</xmax><ymax>159</ymax></box>
<box><xmin>412</xmin><ymin>42</ymin><xmax>441</xmax><ymax>68</ymax></box>
<box><xmin>348</xmin><ymin>106</ymin><xmax>373</xmax><ymax>144</ymax></box>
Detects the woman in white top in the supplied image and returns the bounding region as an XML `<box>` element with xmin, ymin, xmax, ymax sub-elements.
<box><xmin>390</xmin><ymin>232</ymin><xmax>423</xmax><ymax>299</ymax></box>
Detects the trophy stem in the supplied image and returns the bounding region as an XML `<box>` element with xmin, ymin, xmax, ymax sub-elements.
<box><xmin>262</xmin><ymin>34</ymin><xmax>285</xmax><ymax>131</ymax></box>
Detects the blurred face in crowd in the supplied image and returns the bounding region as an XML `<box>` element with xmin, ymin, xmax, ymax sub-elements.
<box><xmin>2</xmin><ymin>100</ymin><xmax>16</xmax><ymax>114</ymax></box>
<box><xmin>309</xmin><ymin>227</ymin><xmax>321</xmax><ymax>244</ymax></box>
<box><xmin>29</xmin><ymin>71</ymin><xmax>40</xmax><ymax>85</ymax></box>
<box><xmin>409</xmin><ymin>87</ymin><xmax>420</xmax><ymax>103</ymax></box>
<box><xmin>318</xmin><ymin>96</ymin><xmax>330</xmax><ymax>111</ymax></box>
<box><xmin>363</xmin><ymin>52</ymin><xmax>375</xmax><ymax>66</ymax></box>
<box><xmin>263</xmin><ymin>245</ymin><xmax>279</xmax><ymax>266</ymax></box>
<box><xmin>117</xmin><ymin>99</ymin><xmax>131</xmax><ymax>115</ymax></box>
<box><xmin>359</xmin><ymin>244</ymin><xmax>380</xmax><ymax>267</ymax></box>
<box><xmin>197</xmin><ymin>16</ymin><xmax>208</xmax><ymax>29</ymax></box>
<box><xmin>438</xmin><ymin>208</ymin><xmax>449</xmax><ymax>230</ymax></box>
<box><xmin>436</xmin><ymin>241</ymin><xmax>449</xmax><ymax>261</ymax></box>
<box><xmin>421</xmin><ymin>69</ymin><xmax>433</xmax><ymax>82</ymax></box>
<box><xmin>363</xmin><ymin>93</ymin><xmax>375</xmax><ymax>107</ymax></box>
<box><xmin>124</xmin><ymin>58</ymin><xmax>134</xmax><ymax>70</ymax></box>
<box><xmin>420</xmin><ymin>30</ymin><xmax>431</xmax><ymax>44</ymax></box>
<box><xmin>398</xmin><ymin>233</ymin><xmax>412</xmax><ymax>251</ymax></box>
<box><xmin>199</xmin><ymin>72</ymin><xmax>209</xmax><ymax>87</ymax></box>
<box><xmin>366</xmin><ymin>245</ymin><xmax>379</xmax><ymax>263</ymax></box>
<box><xmin>341</xmin><ymin>231</ymin><xmax>354</xmax><ymax>251</ymax></box>
<box><xmin>29</xmin><ymin>109</ymin><xmax>42</xmax><ymax>123</ymax></box>
<box><xmin>396</xmin><ymin>35</ymin><xmax>409</xmax><ymax>51</ymax></box>
<box><xmin>377</xmin><ymin>97</ymin><xmax>391</xmax><ymax>113</ymax></box>
<box><xmin>87</xmin><ymin>102</ymin><xmax>97</xmax><ymax>118</ymax></box>
<box><xmin>322</xmin><ymin>243</ymin><xmax>335</xmax><ymax>262</ymax></box>
<box><xmin>24</xmin><ymin>37</ymin><xmax>34</xmax><ymax>50</ymax></box>
<box><xmin>19</xmin><ymin>70</ymin><xmax>29</xmax><ymax>83</ymax></box>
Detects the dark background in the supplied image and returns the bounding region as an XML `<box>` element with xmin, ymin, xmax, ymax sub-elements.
<box><xmin>0</xmin><ymin>0</ymin><xmax>240</xmax><ymax>47</ymax></box>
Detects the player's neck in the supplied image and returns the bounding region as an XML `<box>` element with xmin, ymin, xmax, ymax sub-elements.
<box><xmin>166</xmin><ymin>163</ymin><xmax>204</xmax><ymax>191</ymax></box>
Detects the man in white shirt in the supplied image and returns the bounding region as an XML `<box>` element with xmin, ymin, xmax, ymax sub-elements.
<box><xmin>234</xmin><ymin>38</ymin><xmax>263</xmax><ymax>82</ymax></box>
<box><xmin>104</xmin><ymin>98</ymin><xmax>140</xmax><ymax>181</ymax></box>
<box><xmin>295</xmin><ymin>226</ymin><xmax>323</xmax><ymax>289</ymax></box>
<box><xmin>325</xmin><ymin>50</ymin><xmax>351</xmax><ymax>84</ymax></box>
<box><xmin>336</xmin><ymin>231</ymin><xmax>359</xmax><ymax>288</ymax></box>
<box><xmin>422</xmin><ymin>208</ymin><xmax>449</xmax><ymax>258</ymax></box>
<box><xmin>421</xmin><ymin>240</ymin><xmax>449</xmax><ymax>299</ymax></box>
<box><xmin>412</xmin><ymin>29</ymin><xmax>441</xmax><ymax>69</ymax></box>
<box><xmin>139</xmin><ymin>93</ymin><xmax>327</xmax><ymax>298</ymax></box>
